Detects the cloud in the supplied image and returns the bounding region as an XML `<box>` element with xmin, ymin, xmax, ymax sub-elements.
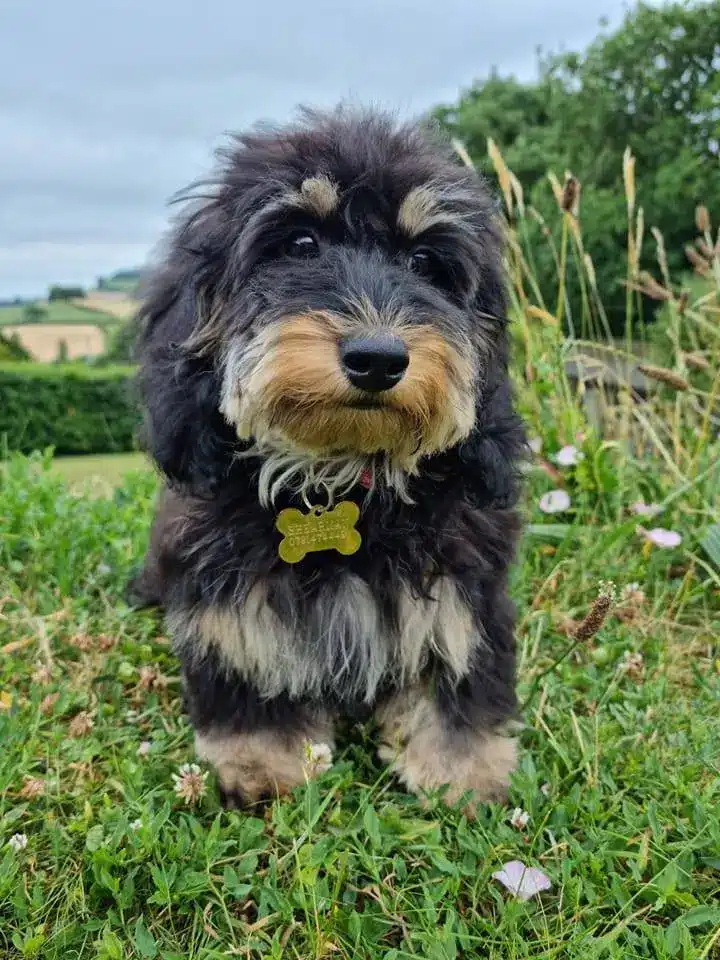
<box><xmin>0</xmin><ymin>0</ymin><xmax>635</xmax><ymax>297</ymax></box>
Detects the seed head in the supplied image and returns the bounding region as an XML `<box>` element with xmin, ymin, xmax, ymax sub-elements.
<box><xmin>637</xmin><ymin>271</ymin><xmax>672</xmax><ymax>301</ymax></box>
<box><xmin>685</xmin><ymin>245</ymin><xmax>710</xmax><ymax>275</ymax></box>
<box><xmin>572</xmin><ymin>582</ymin><xmax>616</xmax><ymax>642</ymax></box>
<box><xmin>695</xmin><ymin>205</ymin><xmax>710</xmax><ymax>234</ymax></box>
<box><xmin>685</xmin><ymin>352</ymin><xmax>710</xmax><ymax>372</ymax></box>
<box><xmin>638</xmin><ymin>364</ymin><xmax>689</xmax><ymax>392</ymax></box>
<box><xmin>68</xmin><ymin>711</ymin><xmax>95</xmax><ymax>738</ymax></box>
<box><xmin>19</xmin><ymin>777</ymin><xmax>45</xmax><ymax>800</ymax></box>
<box><xmin>561</xmin><ymin>174</ymin><xmax>580</xmax><ymax>215</ymax></box>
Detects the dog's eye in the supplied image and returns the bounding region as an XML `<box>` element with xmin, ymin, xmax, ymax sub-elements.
<box><xmin>408</xmin><ymin>248</ymin><xmax>438</xmax><ymax>278</ymax></box>
<box><xmin>285</xmin><ymin>232</ymin><xmax>320</xmax><ymax>258</ymax></box>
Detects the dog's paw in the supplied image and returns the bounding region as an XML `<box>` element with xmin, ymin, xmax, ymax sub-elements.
<box><xmin>195</xmin><ymin>730</ymin><xmax>334</xmax><ymax>807</ymax></box>
<box><xmin>379</xmin><ymin>732</ymin><xmax>515</xmax><ymax>815</ymax></box>
<box><xmin>377</xmin><ymin>689</ymin><xmax>516</xmax><ymax>817</ymax></box>
<box><xmin>218</xmin><ymin>785</ymin><xmax>275</xmax><ymax>810</ymax></box>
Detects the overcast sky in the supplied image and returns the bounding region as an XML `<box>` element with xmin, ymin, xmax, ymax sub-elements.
<box><xmin>1</xmin><ymin>0</ymin><xmax>637</xmax><ymax>299</ymax></box>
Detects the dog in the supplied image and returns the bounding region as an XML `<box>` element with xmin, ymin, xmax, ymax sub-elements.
<box><xmin>129</xmin><ymin>106</ymin><xmax>527</xmax><ymax>813</ymax></box>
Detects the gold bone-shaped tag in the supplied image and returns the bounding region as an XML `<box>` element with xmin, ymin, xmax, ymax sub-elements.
<box><xmin>276</xmin><ymin>501</ymin><xmax>362</xmax><ymax>564</ymax></box>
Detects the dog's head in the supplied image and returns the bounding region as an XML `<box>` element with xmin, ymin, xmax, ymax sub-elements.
<box><xmin>137</xmin><ymin>107</ymin><xmax>513</xmax><ymax>501</ymax></box>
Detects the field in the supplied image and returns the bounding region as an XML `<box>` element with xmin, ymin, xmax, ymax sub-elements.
<box><xmin>73</xmin><ymin>294</ymin><xmax>138</xmax><ymax>321</ymax></box>
<box><xmin>1</xmin><ymin>147</ymin><xmax>719</xmax><ymax>958</ymax></box>
<box><xmin>2</xmin><ymin>324</ymin><xmax>107</xmax><ymax>363</ymax></box>
<box><xmin>50</xmin><ymin>453</ymin><xmax>150</xmax><ymax>495</ymax></box>
<box><xmin>0</xmin><ymin>302</ymin><xmax>115</xmax><ymax>328</ymax></box>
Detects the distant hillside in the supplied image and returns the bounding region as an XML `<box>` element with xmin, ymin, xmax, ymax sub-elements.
<box><xmin>0</xmin><ymin>268</ymin><xmax>141</xmax><ymax>330</ymax></box>
<box><xmin>97</xmin><ymin>268</ymin><xmax>142</xmax><ymax>295</ymax></box>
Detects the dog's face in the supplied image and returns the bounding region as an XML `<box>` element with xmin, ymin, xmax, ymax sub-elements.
<box><xmin>139</xmin><ymin>109</ymin><xmax>508</xmax><ymax>491</ymax></box>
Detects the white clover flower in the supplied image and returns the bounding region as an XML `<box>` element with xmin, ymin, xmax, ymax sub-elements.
<box><xmin>171</xmin><ymin>763</ymin><xmax>208</xmax><ymax>805</ymax></box>
<box><xmin>509</xmin><ymin>807</ymin><xmax>530</xmax><ymax>830</ymax></box>
<box><xmin>303</xmin><ymin>741</ymin><xmax>334</xmax><ymax>777</ymax></box>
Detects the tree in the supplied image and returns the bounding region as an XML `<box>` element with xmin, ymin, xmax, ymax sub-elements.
<box><xmin>48</xmin><ymin>285</ymin><xmax>85</xmax><ymax>301</ymax></box>
<box><xmin>22</xmin><ymin>303</ymin><xmax>48</xmax><ymax>323</ymax></box>
<box><xmin>433</xmin><ymin>0</ymin><xmax>720</xmax><ymax>334</ymax></box>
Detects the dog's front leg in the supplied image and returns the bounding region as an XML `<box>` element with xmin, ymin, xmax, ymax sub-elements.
<box><xmin>182</xmin><ymin>655</ymin><xmax>335</xmax><ymax>808</ymax></box>
<box><xmin>377</xmin><ymin>680</ymin><xmax>516</xmax><ymax>816</ymax></box>
<box><xmin>377</xmin><ymin>578</ymin><xmax>518</xmax><ymax>815</ymax></box>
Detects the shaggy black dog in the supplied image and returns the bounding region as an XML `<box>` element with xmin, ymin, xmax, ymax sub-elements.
<box><xmin>130</xmin><ymin>107</ymin><xmax>527</xmax><ymax>812</ymax></box>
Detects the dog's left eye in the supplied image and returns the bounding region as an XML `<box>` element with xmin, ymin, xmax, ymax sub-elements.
<box><xmin>408</xmin><ymin>248</ymin><xmax>438</xmax><ymax>278</ymax></box>
<box><xmin>285</xmin><ymin>232</ymin><xmax>320</xmax><ymax>258</ymax></box>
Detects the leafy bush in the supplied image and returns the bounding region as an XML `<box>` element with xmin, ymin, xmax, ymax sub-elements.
<box><xmin>0</xmin><ymin>363</ymin><xmax>140</xmax><ymax>455</ymax></box>
<box><xmin>101</xmin><ymin>317</ymin><xmax>140</xmax><ymax>364</ymax></box>
<box><xmin>0</xmin><ymin>331</ymin><xmax>31</xmax><ymax>363</ymax></box>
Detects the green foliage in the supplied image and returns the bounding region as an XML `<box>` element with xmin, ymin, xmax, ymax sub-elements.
<box><xmin>0</xmin><ymin>331</ymin><xmax>31</xmax><ymax>363</ymax></box>
<box><xmin>22</xmin><ymin>304</ymin><xmax>47</xmax><ymax>324</ymax></box>
<box><xmin>48</xmin><ymin>285</ymin><xmax>85</xmax><ymax>302</ymax></box>
<box><xmin>0</xmin><ymin>363</ymin><xmax>140</xmax><ymax>456</ymax></box>
<box><xmin>434</xmin><ymin>0</ymin><xmax>720</xmax><ymax>334</ymax></box>
<box><xmin>102</xmin><ymin>318</ymin><xmax>139</xmax><ymax>365</ymax></box>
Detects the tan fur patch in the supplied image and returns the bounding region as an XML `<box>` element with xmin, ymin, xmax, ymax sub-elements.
<box><xmin>377</xmin><ymin>686</ymin><xmax>516</xmax><ymax>815</ymax></box>
<box><xmin>177</xmin><ymin>575</ymin><xmax>386</xmax><ymax>701</ymax></box>
<box><xmin>397</xmin><ymin>578</ymin><xmax>478</xmax><ymax>682</ymax></box>
<box><xmin>195</xmin><ymin>722</ymin><xmax>334</xmax><ymax>802</ymax></box>
<box><xmin>173</xmin><ymin>577</ymin><xmax>479</xmax><ymax>703</ymax></box>
<box><xmin>397</xmin><ymin>184</ymin><xmax>469</xmax><ymax>238</ymax></box>
<box><xmin>298</xmin><ymin>175</ymin><xmax>339</xmax><ymax>218</ymax></box>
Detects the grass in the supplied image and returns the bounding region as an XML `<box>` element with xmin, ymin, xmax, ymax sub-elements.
<box><xmin>50</xmin><ymin>453</ymin><xmax>149</xmax><ymax>496</ymax></box>
<box><xmin>1</xmin><ymin>150</ymin><xmax>719</xmax><ymax>958</ymax></box>
<box><xmin>0</xmin><ymin>302</ymin><xmax>116</xmax><ymax>328</ymax></box>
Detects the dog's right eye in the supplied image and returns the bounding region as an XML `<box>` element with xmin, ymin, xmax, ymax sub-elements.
<box><xmin>284</xmin><ymin>232</ymin><xmax>320</xmax><ymax>258</ymax></box>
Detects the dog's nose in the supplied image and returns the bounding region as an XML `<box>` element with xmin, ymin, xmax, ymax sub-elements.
<box><xmin>339</xmin><ymin>334</ymin><xmax>409</xmax><ymax>392</ymax></box>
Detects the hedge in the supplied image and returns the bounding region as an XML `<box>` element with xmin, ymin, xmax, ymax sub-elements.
<box><xmin>0</xmin><ymin>363</ymin><xmax>141</xmax><ymax>456</ymax></box>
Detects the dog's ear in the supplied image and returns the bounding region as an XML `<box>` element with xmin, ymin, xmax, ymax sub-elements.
<box><xmin>456</xmin><ymin>259</ymin><xmax>528</xmax><ymax>509</ymax></box>
<box><xmin>135</xmin><ymin>256</ymin><xmax>240</xmax><ymax>496</ymax></box>
<box><xmin>458</xmin><ymin>370</ymin><xmax>528</xmax><ymax>510</ymax></box>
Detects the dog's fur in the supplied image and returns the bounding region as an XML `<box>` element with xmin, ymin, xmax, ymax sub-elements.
<box><xmin>130</xmin><ymin>106</ymin><xmax>527</xmax><ymax>812</ymax></box>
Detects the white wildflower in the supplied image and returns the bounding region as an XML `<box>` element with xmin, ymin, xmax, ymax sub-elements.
<box><xmin>492</xmin><ymin>860</ymin><xmax>552</xmax><ymax>901</ymax></box>
<box><xmin>509</xmin><ymin>807</ymin><xmax>530</xmax><ymax>830</ymax></box>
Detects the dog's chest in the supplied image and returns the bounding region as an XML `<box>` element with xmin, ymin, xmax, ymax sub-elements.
<box><xmin>176</xmin><ymin>571</ymin><xmax>478</xmax><ymax>703</ymax></box>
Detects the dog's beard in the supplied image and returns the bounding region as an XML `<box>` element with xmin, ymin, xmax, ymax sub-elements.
<box><xmin>220</xmin><ymin>312</ymin><xmax>476</xmax><ymax>504</ymax></box>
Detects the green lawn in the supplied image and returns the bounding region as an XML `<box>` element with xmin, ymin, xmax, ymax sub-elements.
<box><xmin>51</xmin><ymin>453</ymin><xmax>150</xmax><ymax>495</ymax></box>
<box><xmin>1</xmin><ymin>435</ymin><xmax>718</xmax><ymax>958</ymax></box>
